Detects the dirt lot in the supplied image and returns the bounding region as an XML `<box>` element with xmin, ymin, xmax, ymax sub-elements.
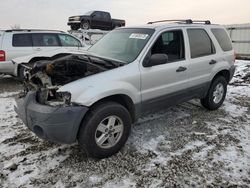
<box><xmin>0</xmin><ymin>60</ymin><xmax>250</xmax><ymax>188</ymax></box>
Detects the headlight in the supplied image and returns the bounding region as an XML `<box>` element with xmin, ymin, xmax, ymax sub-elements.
<box><xmin>73</xmin><ymin>16</ymin><xmax>80</xmax><ymax>21</ymax></box>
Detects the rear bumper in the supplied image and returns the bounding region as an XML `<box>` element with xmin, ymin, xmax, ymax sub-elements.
<box><xmin>229</xmin><ymin>65</ymin><xmax>236</xmax><ymax>81</ymax></box>
<box><xmin>0</xmin><ymin>61</ymin><xmax>15</xmax><ymax>75</ymax></box>
<box><xmin>15</xmin><ymin>92</ymin><xmax>88</xmax><ymax>144</ymax></box>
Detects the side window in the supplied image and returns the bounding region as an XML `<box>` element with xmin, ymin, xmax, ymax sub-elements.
<box><xmin>187</xmin><ymin>29</ymin><xmax>215</xmax><ymax>58</ymax></box>
<box><xmin>102</xmin><ymin>13</ymin><xmax>110</xmax><ymax>20</ymax></box>
<box><xmin>12</xmin><ymin>34</ymin><xmax>32</xmax><ymax>47</ymax></box>
<box><xmin>93</xmin><ymin>12</ymin><xmax>101</xmax><ymax>18</ymax></box>
<box><xmin>151</xmin><ymin>30</ymin><xmax>185</xmax><ymax>62</ymax></box>
<box><xmin>211</xmin><ymin>28</ymin><xmax>233</xmax><ymax>51</ymax></box>
<box><xmin>58</xmin><ymin>34</ymin><xmax>82</xmax><ymax>47</ymax></box>
<box><xmin>32</xmin><ymin>33</ymin><xmax>60</xmax><ymax>47</ymax></box>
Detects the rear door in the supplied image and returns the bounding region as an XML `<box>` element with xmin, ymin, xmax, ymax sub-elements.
<box><xmin>185</xmin><ymin>28</ymin><xmax>217</xmax><ymax>95</ymax></box>
<box><xmin>101</xmin><ymin>12</ymin><xmax>112</xmax><ymax>29</ymax></box>
<box><xmin>140</xmin><ymin>29</ymin><xmax>190</xmax><ymax>113</ymax></box>
<box><xmin>32</xmin><ymin>33</ymin><xmax>61</xmax><ymax>53</ymax></box>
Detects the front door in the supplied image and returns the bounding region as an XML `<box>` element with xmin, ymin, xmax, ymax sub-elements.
<box><xmin>140</xmin><ymin>29</ymin><xmax>190</xmax><ymax>113</ymax></box>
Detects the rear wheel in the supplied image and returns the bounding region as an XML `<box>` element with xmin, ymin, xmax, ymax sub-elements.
<box><xmin>78</xmin><ymin>102</ymin><xmax>132</xmax><ymax>159</ymax></box>
<box><xmin>201</xmin><ymin>76</ymin><xmax>227</xmax><ymax>110</ymax></box>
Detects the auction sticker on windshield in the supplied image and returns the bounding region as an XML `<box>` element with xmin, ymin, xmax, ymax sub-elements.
<box><xmin>129</xmin><ymin>33</ymin><xmax>149</xmax><ymax>40</ymax></box>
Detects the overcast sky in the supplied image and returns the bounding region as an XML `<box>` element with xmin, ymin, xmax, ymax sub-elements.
<box><xmin>1</xmin><ymin>0</ymin><xmax>250</xmax><ymax>31</ymax></box>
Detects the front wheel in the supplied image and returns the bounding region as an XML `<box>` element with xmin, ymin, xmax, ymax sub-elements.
<box><xmin>77</xmin><ymin>102</ymin><xmax>132</xmax><ymax>159</ymax></box>
<box><xmin>201</xmin><ymin>76</ymin><xmax>227</xmax><ymax>110</ymax></box>
<box><xmin>81</xmin><ymin>21</ymin><xmax>90</xmax><ymax>30</ymax></box>
<box><xmin>70</xmin><ymin>24</ymin><xmax>80</xmax><ymax>30</ymax></box>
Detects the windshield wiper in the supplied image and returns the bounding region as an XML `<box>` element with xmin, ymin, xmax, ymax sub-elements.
<box><xmin>78</xmin><ymin>54</ymin><xmax>124</xmax><ymax>68</ymax></box>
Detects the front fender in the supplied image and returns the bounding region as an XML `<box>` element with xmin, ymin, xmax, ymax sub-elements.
<box><xmin>74</xmin><ymin>81</ymin><xmax>140</xmax><ymax>107</ymax></box>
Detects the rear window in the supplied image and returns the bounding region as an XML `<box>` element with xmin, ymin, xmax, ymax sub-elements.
<box><xmin>187</xmin><ymin>29</ymin><xmax>215</xmax><ymax>58</ymax></box>
<box><xmin>211</xmin><ymin>28</ymin><xmax>233</xmax><ymax>51</ymax></box>
<box><xmin>32</xmin><ymin>33</ymin><xmax>60</xmax><ymax>47</ymax></box>
<box><xmin>12</xmin><ymin>34</ymin><xmax>32</xmax><ymax>47</ymax></box>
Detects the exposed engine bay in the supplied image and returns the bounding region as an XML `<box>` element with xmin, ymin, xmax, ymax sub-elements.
<box><xmin>21</xmin><ymin>54</ymin><xmax>122</xmax><ymax>106</ymax></box>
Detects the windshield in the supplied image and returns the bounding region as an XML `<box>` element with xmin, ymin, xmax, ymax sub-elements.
<box><xmin>88</xmin><ymin>28</ymin><xmax>155</xmax><ymax>63</ymax></box>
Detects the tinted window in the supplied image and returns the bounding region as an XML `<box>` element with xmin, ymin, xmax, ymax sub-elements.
<box><xmin>12</xmin><ymin>34</ymin><xmax>32</xmax><ymax>47</ymax></box>
<box><xmin>32</xmin><ymin>33</ymin><xmax>60</xmax><ymax>47</ymax></box>
<box><xmin>102</xmin><ymin>12</ymin><xmax>110</xmax><ymax>20</ymax></box>
<box><xmin>58</xmin><ymin>34</ymin><xmax>82</xmax><ymax>47</ymax></box>
<box><xmin>211</xmin><ymin>28</ymin><xmax>232</xmax><ymax>51</ymax></box>
<box><xmin>187</xmin><ymin>29</ymin><xmax>215</xmax><ymax>58</ymax></box>
<box><xmin>151</xmin><ymin>30</ymin><xmax>185</xmax><ymax>62</ymax></box>
<box><xmin>93</xmin><ymin>12</ymin><xmax>102</xmax><ymax>18</ymax></box>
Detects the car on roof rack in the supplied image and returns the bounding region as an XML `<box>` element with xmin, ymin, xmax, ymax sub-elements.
<box><xmin>15</xmin><ymin>20</ymin><xmax>235</xmax><ymax>159</ymax></box>
<box><xmin>0</xmin><ymin>29</ymin><xmax>85</xmax><ymax>77</ymax></box>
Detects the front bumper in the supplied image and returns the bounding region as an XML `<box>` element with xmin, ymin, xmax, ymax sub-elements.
<box><xmin>15</xmin><ymin>92</ymin><xmax>88</xmax><ymax>144</ymax></box>
<box><xmin>229</xmin><ymin>65</ymin><xmax>236</xmax><ymax>81</ymax></box>
<box><xmin>67</xmin><ymin>21</ymin><xmax>81</xmax><ymax>25</ymax></box>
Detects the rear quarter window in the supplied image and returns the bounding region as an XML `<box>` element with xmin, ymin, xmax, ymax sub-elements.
<box><xmin>12</xmin><ymin>34</ymin><xmax>32</xmax><ymax>47</ymax></box>
<box><xmin>187</xmin><ymin>29</ymin><xmax>215</xmax><ymax>58</ymax></box>
<box><xmin>211</xmin><ymin>28</ymin><xmax>233</xmax><ymax>51</ymax></box>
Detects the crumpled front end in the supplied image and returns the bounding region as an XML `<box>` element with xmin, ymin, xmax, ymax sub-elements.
<box><xmin>15</xmin><ymin>91</ymin><xmax>88</xmax><ymax>144</ymax></box>
<box><xmin>15</xmin><ymin>54</ymin><xmax>120</xmax><ymax>143</ymax></box>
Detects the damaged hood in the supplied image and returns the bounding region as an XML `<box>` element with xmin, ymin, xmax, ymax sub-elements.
<box><xmin>27</xmin><ymin>53</ymin><xmax>122</xmax><ymax>86</ymax></box>
<box><xmin>20</xmin><ymin>48</ymin><xmax>127</xmax><ymax>107</ymax></box>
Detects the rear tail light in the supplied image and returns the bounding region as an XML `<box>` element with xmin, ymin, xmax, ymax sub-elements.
<box><xmin>0</xmin><ymin>50</ymin><xmax>5</xmax><ymax>61</ymax></box>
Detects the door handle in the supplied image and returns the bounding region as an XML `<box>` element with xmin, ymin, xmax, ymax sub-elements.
<box><xmin>209</xmin><ymin>60</ymin><xmax>217</xmax><ymax>65</ymax></box>
<box><xmin>35</xmin><ymin>48</ymin><xmax>42</xmax><ymax>51</ymax></box>
<box><xmin>176</xmin><ymin>66</ymin><xmax>187</xmax><ymax>72</ymax></box>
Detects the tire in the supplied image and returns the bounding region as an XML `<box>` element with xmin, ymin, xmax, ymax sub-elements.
<box><xmin>78</xmin><ymin>102</ymin><xmax>132</xmax><ymax>159</ymax></box>
<box><xmin>70</xmin><ymin>24</ymin><xmax>80</xmax><ymax>30</ymax></box>
<box><xmin>81</xmin><ymin>21</ymin><xmax>90</xmax><ymax>30</ymax></box>
<box><xmin>201</xmin><ymin>76</ymin><xmax>227</xmax><ymax>110</ymax></box>
<box><xmin>17</xmin><ymin>65</ymin><xmax>26</xmax><ymax>81</ymax></box>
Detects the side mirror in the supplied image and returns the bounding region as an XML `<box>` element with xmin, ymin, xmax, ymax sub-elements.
<box><xmin>143</xmin><ymin>53</ymin><xmax>168</xmax><ymax>67</ymax></box>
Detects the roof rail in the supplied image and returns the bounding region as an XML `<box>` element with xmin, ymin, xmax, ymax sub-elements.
<box><xmin>147</xmin><ymin>19</ymin><xmax>211</xmax><ymax>25</ymax></box>
<box><xmin>5</xmin><ymin>29</ymin><xmax>65</xmax><ymax>33</ymax></box>
<box><xmin>192</xmin><ymin>20</ymin><xmax>211</xmax><ymax>24</ymax></box>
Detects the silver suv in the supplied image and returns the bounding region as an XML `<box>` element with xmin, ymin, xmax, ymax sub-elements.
<box><xmin>15</xmin><ymin>20</ymin><xmax>235</xmax><ymax>158</ymax></box>
<box><xmin>0</xmin><ymin>29</ymin><xmax>83</xmax><ymax>76</ymax></box>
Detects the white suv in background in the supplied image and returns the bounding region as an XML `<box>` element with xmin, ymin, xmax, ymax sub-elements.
<box><xmin>0</xmin><ymin>29</ymin><xmax>83</xmax><ymax>77</ymax></box>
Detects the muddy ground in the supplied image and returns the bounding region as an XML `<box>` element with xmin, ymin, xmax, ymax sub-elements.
<box><xmin>0</xmin><ymin>60</ymin><xmax>250</xmax><ymax>188</ymax></box>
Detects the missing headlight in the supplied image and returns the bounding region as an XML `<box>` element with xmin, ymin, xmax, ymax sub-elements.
<box><xmin>56</xmin><ymin>91</ymin><xmax>71</xmax><ymax>105</ymax></box>
<box><xmin>37</xmin><ymin>89</ymin><xmax>72</xmax><ymax>106</ymax></box>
